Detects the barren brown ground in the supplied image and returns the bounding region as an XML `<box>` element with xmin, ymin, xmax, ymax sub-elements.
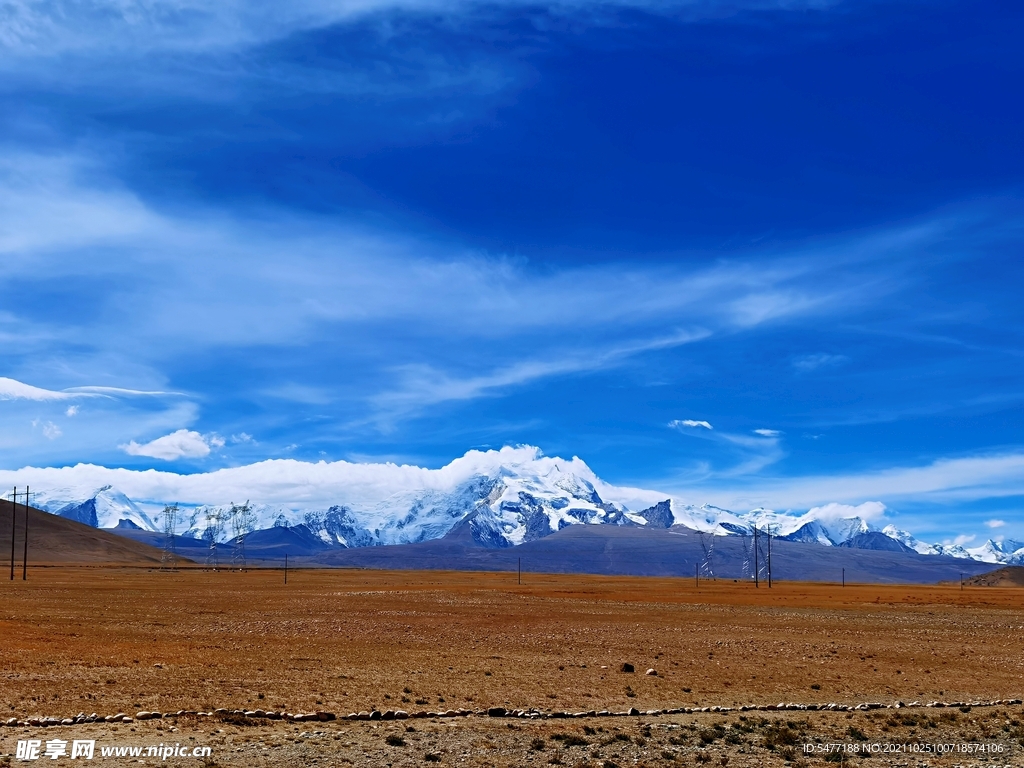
<box><xmin>1</xmin><ymin>567</ymin><xmax>1022</xmax><ymax>766</ymax></box>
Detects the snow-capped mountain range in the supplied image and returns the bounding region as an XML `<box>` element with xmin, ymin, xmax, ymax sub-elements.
<box><xmin>7</xmin><ymin>446</ymin><xmax>1023</xmax><ymax>565</ymax></box>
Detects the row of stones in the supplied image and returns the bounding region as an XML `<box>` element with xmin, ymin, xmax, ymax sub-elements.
<box><xmin>0</xmin><ymin>709</ymin><xmax>336</xmax><ymax>728</ymax></box>
<box><xmin>4</xmin><ymin>698</ymin><xmax>1020</xmax><ymax>729</ymax></box>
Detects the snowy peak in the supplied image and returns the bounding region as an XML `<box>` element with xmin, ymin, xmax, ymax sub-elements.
<box><xmin>51</xmin><ymin>485</ymin><xmax>158</xmax><ymax>531</ymax></box>
<box><xmin>881</xmin><ymin>525</ymin><xmax>941</xmax><ymax>556</ymax></box>
<box><xmin>965</xmin><ymin>539</ymin><xmax>1011</xmax><ymax>564</ymax></box>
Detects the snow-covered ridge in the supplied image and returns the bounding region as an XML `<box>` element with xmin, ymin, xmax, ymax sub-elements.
<box><xmin>4</xmin><ymin>446</ymin><xmax>1020</xmax><ymax>563</ymax></box>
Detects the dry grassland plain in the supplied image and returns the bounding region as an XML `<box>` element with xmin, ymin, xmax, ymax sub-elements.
<box><xmin>1</xmin><ymin>567</ymin><xmax>1023</xmax><ymax>767</ymax></box>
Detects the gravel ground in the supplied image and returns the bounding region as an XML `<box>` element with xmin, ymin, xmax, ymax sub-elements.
<box><xmin>2</xmin><ymin>705</ymin><xmax>1023</xmax><ymax>767</ymax></box>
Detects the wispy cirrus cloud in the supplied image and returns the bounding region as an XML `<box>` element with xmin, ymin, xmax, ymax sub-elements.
<box><xmin>669</xmin><ymin>419</ymin><xmax>713</xmax><ymax>430</ymax></box>
<box><xmin>372</xmin><ymin>329</ymin><xmax>710</xmax><ymax>423</ymax></box>
<box><xmin>677</xmin><ymin>450</ymin><xmax>1024</xmax><ymax>512</ymax></box>
<box><xmin>0</xmin><ymin>377</ymin><xmax>92</xmax><ymax>401</ymax></box>
<box><xmin>0</xmin><ymin>376</ymin><xmax>181</xmax><ymax>402</ymax></box>
<box><xmin>668</xmin><ymin>419</ymin><xmax>785</xmax><ymax>479</ymax></box>
<box><xmin>0</xmin><ymin>0</ymin><xmax>841</xmax><ymax>58</ymax></box>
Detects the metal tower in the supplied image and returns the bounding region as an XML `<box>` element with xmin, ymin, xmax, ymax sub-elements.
<box><xmin>229</xmin><ymin>501</ymin><xmax>254</xmax><ymax>570</ymax></box>
<box><xmin>203</xmin><ymin>507</ymin><xmax>224</xmax><ymax>570</ymax></box>
<box><xmin>160</xmin><ymin>503</ymin><xmax>179</xmax><ymax>571</ymax></box>
<box><xmin>698</xmin><ymin>530</ymin><xmax>716</xmax><ymax>579</ymax></box>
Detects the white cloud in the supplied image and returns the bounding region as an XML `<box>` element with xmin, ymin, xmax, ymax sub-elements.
<box><xmin>944</xmin><ymin>534</ymin><xmax>976</xmax><ymax>548</ymax></box>
<box><xmin>805</xmin><ymin>501</ymin><xmax>887</xmax><ymax>523</ymax></box>
<box><xmin>0</xmin><ymin>445</ymin><xmax>574</xmax><ymax>509</ymax></box>
<box><xmin>65</xmin><ymin>405</ymin><xmax>79</xmax><ymax>417</ymax></box>
<box><xmin>0</xmin><ymin>376</ymin><xmax>93</xmax><ymax>401</ymax></box>
<box><xmin>753</xmin><ymin>428</ymin><xmax>781</xmax><ymax>437</ymax></box>
<box><xmin>41</xmin><ymin>421</ymin><xmax>62</xmax><ymax>440</ymax></box>
<box><xmin>121</xmin><ymin>429</ymin><xmax>220</xmax><ymax>461</ymax></box>
<box><xmin>670</xmin><ymin>419</ymin><xmax>713</xmax><ymax>430</ymax></box>
<box><xmin>0</xmin><ymin>376</ymin><xmax>180</xmax><ymax>402</ymax></box>
<box><xmin>230</xmin><ymin>433</ymin><xmax>254</xmax><ymax>444</ymax></box>
<box><xmin>985</xmin><ymin>519</ymin><xmax>1006</xmax><ymax>529</ymax></box>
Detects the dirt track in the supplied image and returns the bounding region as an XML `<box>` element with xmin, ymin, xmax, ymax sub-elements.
<box><xmin>1</xmin><ymin>567</ymin><xmax>1022</xmax><ymax>766</ymax></box>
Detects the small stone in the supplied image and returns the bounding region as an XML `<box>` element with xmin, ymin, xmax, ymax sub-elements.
<box><xmin>620</xmin><ymin>663</ymin><xmax>635</xmax><ymax>673</ymax></box>
<box><xmin>627</xmin><ymin>707</ymin><xmax>640</xmax><ymax>716</ymax></box>
<box><xmin>645</xmin><ymin>668</ymin><xmax>657</xmax><ymax>676</ymax></box>
<box><xmin>487</xmin><ymin>707</ymin><xmax>506</xmax><ymax>717</ymax></box>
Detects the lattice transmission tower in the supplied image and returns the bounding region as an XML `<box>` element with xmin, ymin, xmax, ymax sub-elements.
<box><xmin>229</xmin><ymin>501</ymin><xmax>255</xmax><ymax>570</ymax></box>
<box><xmin>698</xmin><ymin>530</ymin><xmax>716</xmax><ymax>579</ymax></box>
<box><xmin>203</xmin><ymin>506</ymin><xmax>224</xmax><ymax>570</ymax></box>
<box><xmin>160</xmin><ymin>503</ymin><xmax>179</xmax><ymax>571</ymax></box>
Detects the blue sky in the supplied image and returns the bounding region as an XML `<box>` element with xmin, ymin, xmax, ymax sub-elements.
<box><xmin>1</xmin><ymin>0</ymin><xmax>1023</xmax><ymax>544</ymax></box>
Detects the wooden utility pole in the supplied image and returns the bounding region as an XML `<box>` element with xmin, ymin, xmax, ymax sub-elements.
<box><xmin>695</xmin><ymin>563</ymin><xmax>698</xmax><ymax>589</ymax></box>
<box><xmin>753</xmin><ymin>525</ymin><xmax>759</xmax><ymax>588</ymax></box>
<box><xmin>284</xmin><ymin>554</ymin><xmax>288</xmax><ymax>584</ymax></box>
<box><xmin>22</xmin><ymin>487</ymin><xmax>29</xmax><ymax>580</ymax></box>
<box><xmin>9</xmin><ymin>487</ymin><xmax>15</xmax><ymax>581</ymax></box>
<box><xmin>518</xmin><ymin>557</ymin><xmax>521</xmax><ymax>585</ymax></box>
<box><xmin>767</xmin><ymin>525</ymin><xmax>772</xmax><ymax>588</ymax></box>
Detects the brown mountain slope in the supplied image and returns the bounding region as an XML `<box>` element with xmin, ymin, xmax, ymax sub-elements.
<box><xmin>0</xmin><ymin>499</ymin><xmax>187</xmax><ymax>566</ymax></box>
<box><xmin>962</xmin><ymin>565</ymin><xmax>1024</xmax><ymax>587</ymax></box>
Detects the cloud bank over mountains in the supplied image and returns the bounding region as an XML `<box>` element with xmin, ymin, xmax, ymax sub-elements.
<box><xmin>6</xmin><ymin>446</ymin><xmax>1021</xmax><ymax>566</ymax></box>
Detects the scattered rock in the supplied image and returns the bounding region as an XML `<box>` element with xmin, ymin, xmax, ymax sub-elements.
<box><xmin>645</xmin><ymin>668</ymin><xmax>657</xmax><ymax>676</ymax></box>
<box><xmin>620</xmin><ymin>663</ymin><xmax>635</xmax><ymax>673</ymax></box>
<box><xmin>487</xmin><ymin>707</ymin><xmax>506</xmax><ymax>717</ymax></box>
